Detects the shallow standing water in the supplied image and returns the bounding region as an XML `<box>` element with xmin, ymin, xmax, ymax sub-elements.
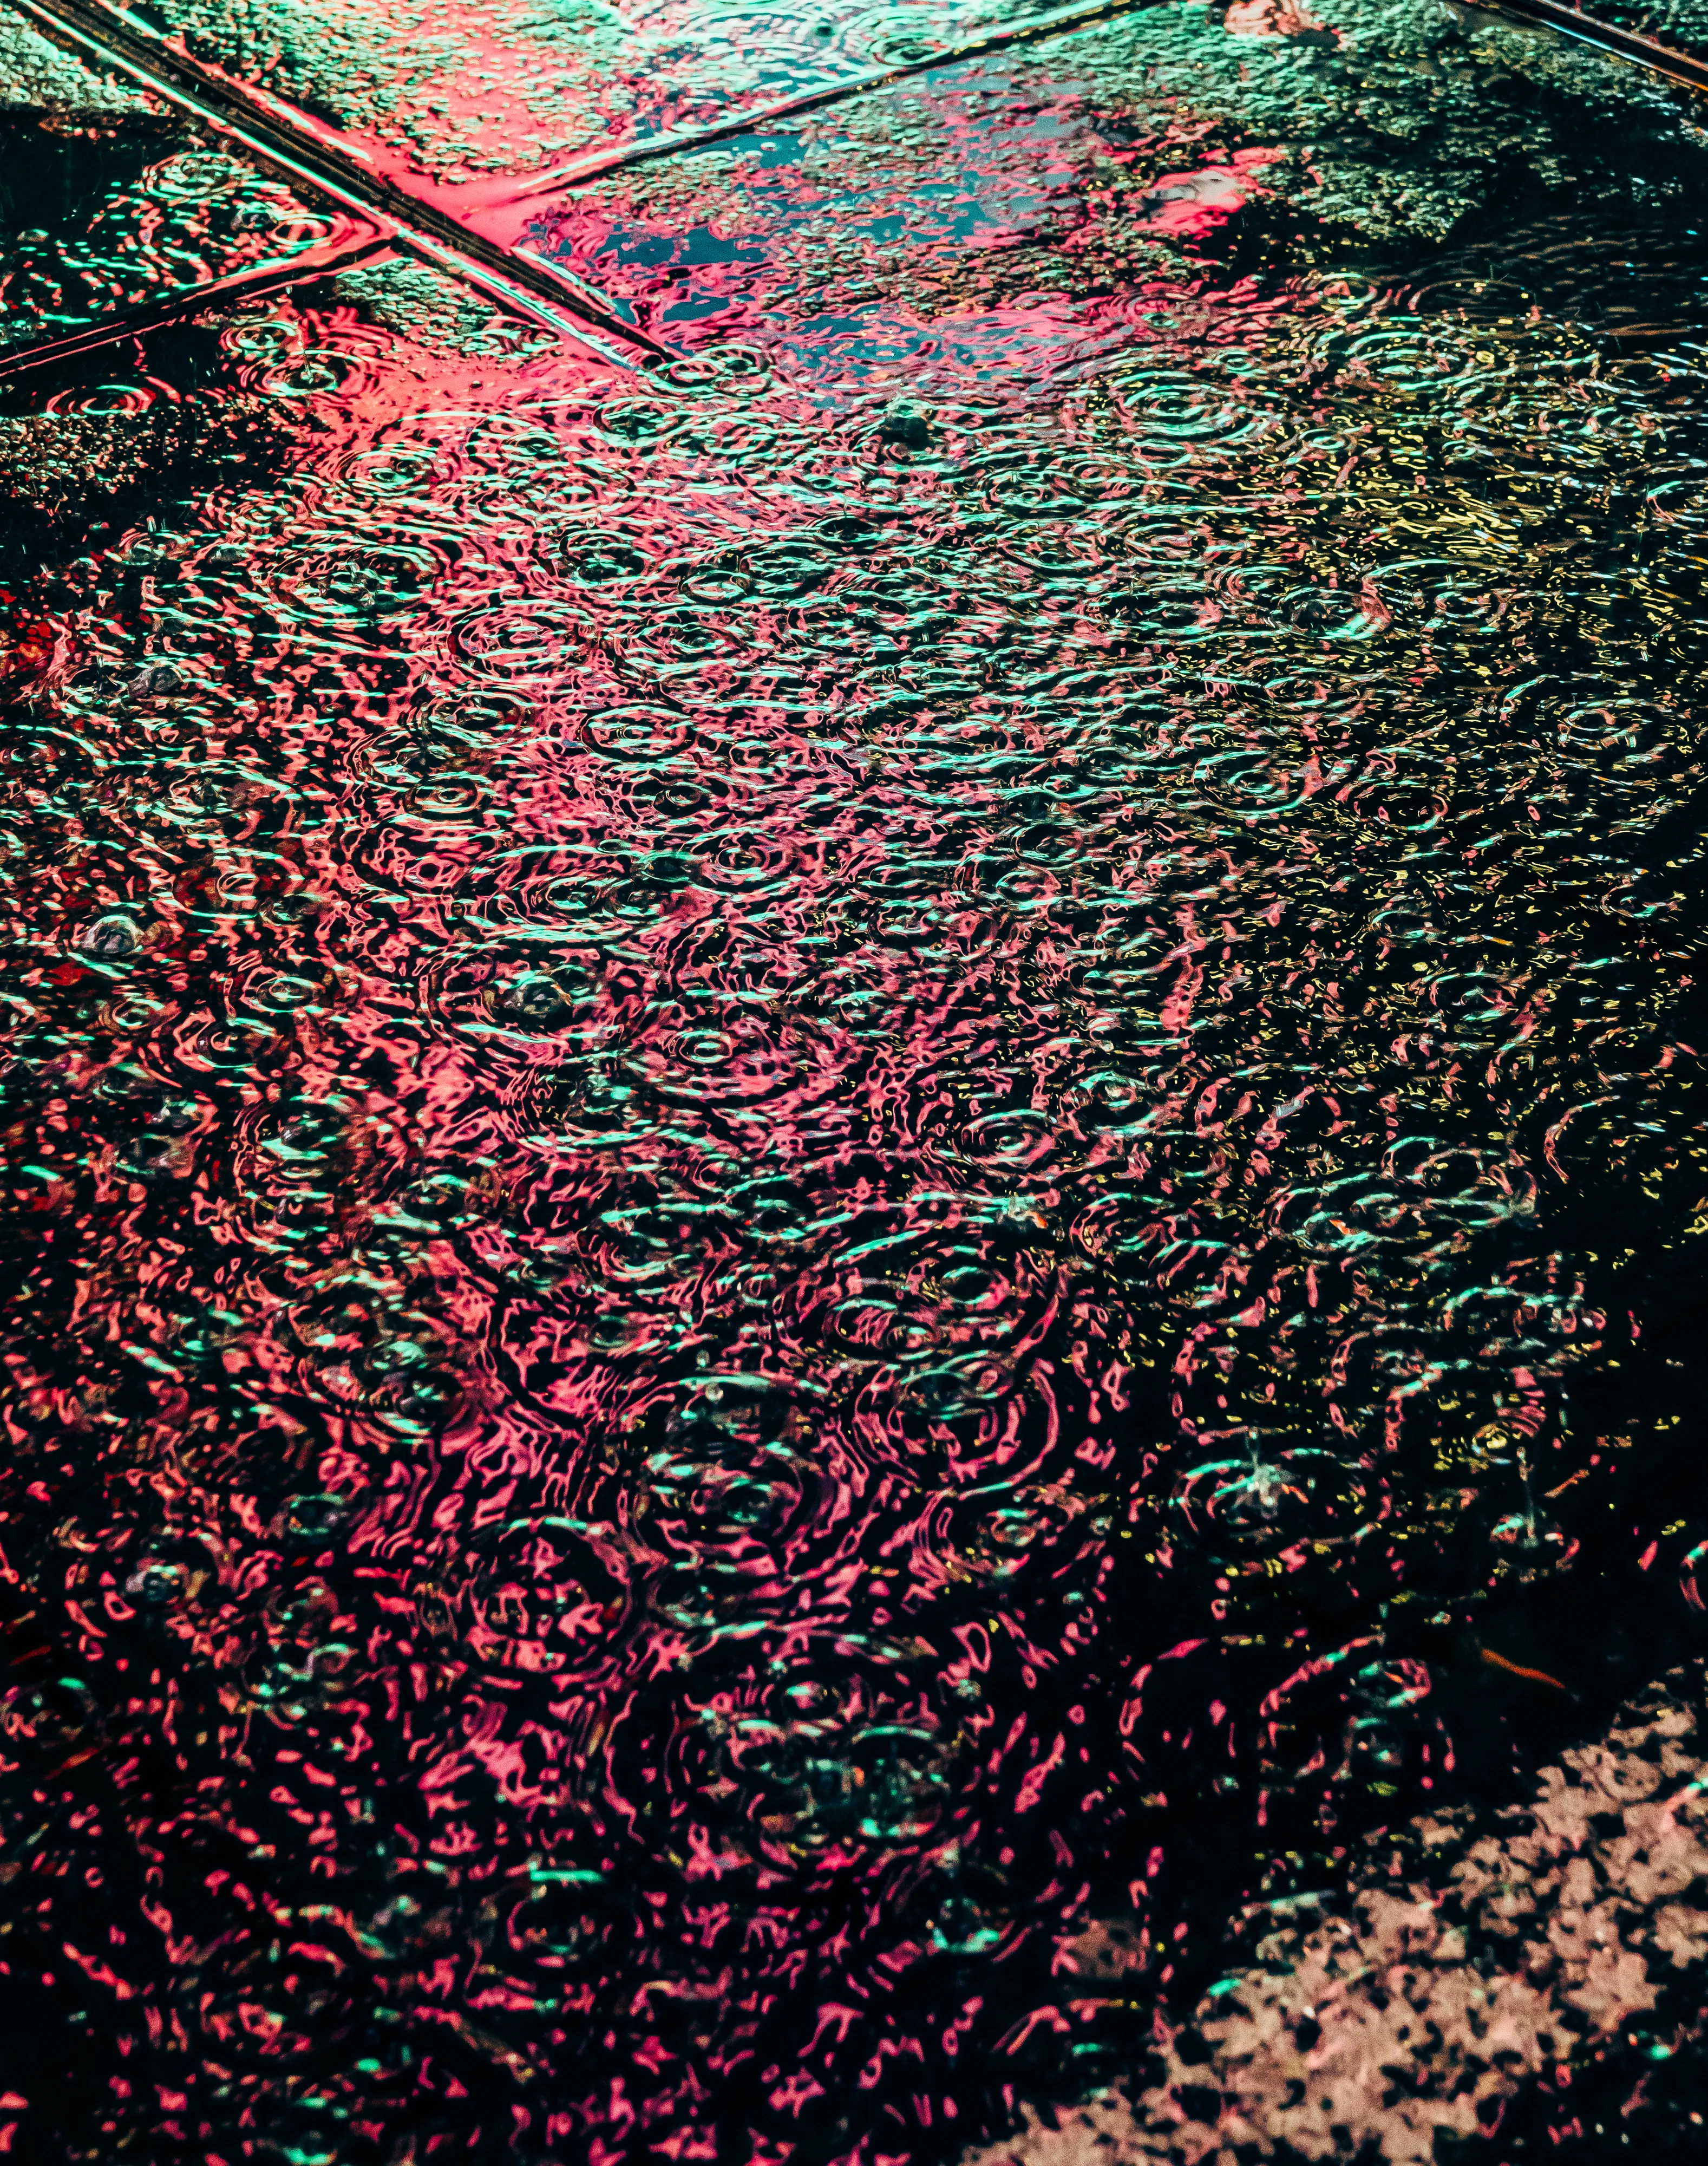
<box><xmin>4</xmin><ymin>0</ymin><xmax>1708</xmax><ymax>2157</ymax></box>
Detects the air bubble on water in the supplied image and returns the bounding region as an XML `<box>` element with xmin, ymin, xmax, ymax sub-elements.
<box><xmin>82</xmin><ymin>914</ymin><xmax>141</xmax><ymax>958</ymax></box>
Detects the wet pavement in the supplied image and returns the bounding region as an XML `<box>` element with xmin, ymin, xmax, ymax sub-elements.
<box><xmin>3</xmin><ymin>0</ymin><xmax>1708</xmax><ymax>2161</ymax></box>
<box><xmin>968</xmin><ymin>1660</ymin><xmax>1708</xmax><ymax>2162</ymax></box>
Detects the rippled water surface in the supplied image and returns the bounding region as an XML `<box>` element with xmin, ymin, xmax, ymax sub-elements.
<box><xmin>6</xmin><ymin>0</ymin><xmax>1708</xmax><ymax>2157</ymax></box>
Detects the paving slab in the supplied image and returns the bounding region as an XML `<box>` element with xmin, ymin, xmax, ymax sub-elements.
<box><xmin>0</xmin><ymin>2</ymin><xmax>1705</xmax><ymax>2163</ymax></box>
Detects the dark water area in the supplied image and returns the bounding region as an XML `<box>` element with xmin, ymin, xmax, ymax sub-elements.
<box><xmin>4</xmin><ymin>0</ymin><xmax>1708</xmax><ymax>2158</ymax></box>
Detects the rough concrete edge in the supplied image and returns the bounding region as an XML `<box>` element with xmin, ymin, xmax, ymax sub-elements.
<box><xmin>963</xmin><ymin>1663</ymin><xmax>1708</xmax><ymax>2164</ymax></box>
<box><xmin>0</xmin><ymin>15</ymin><xmax>151</xmax><ymax>114</ymax></box>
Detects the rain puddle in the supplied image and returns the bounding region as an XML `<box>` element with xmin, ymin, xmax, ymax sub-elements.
<box><xmin>2</xmin><ymin>0</ymin><xmax>1708</xmax><ymax>2158</ymax></box>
